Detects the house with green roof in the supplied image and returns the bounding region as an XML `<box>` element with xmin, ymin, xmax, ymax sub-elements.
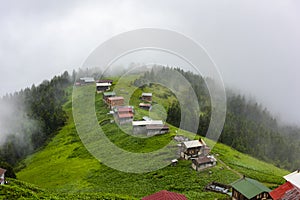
<box><xmin>231</xmin><ymin>176</ymin><xmax>272</xmax><ymax>200</ymax></box>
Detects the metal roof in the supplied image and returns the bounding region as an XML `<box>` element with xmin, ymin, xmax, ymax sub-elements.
<box><xmin>270</xmin><ymin>181</ymin><xmax>299</xmax><ymax>200</ymax></box>
<box><xmin>142</xmin><ymin>93</ymin><xmax>152</xmax><ymax>96</ymax></box>
<box><xmin>103</xmin><ymin>92</ymin><xmax>116</xmax><ymax>96</ymax></box>
<box><xmin>107</xmin><ymin>96</ymin><xmax>124</xmax><ymax>101</ymax></box>
<box><xmin>96</xmin><ymin>82</ymin><xmax>111</xmax><ymax>86</ymax></box>
<box><xmin>284</xmin><ymin>170</ymin><xmax>300</xmax><ymax>188</ymax></box>
<box><xmin>132</xmin><ymin>120</ymin><xmax>163</xmax><ymax>126</ymax></box>
<box><xmin>182</xmin><ymin>140</ymin><xmax>204</xmax><ymax>149</ymax></box>
<box><xmin>118</xmin><ymin>113</ymin><xmax>133</xmax><ymax>118</ymax></box>
<box><xmin>230</xmin><ymin>177</ymin><xmax>271</xmax><ymax>199</ymax></box>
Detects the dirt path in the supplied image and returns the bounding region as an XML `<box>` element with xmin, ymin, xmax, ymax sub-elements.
<box><xmin>218</xmin><ymin>158</ymin><xmax>243</xmax><ymax>178</ymax></box>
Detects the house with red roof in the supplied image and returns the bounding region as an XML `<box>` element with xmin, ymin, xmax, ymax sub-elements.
<box><xmin>114</xmin><ymin>106</ymin><xmax>134</xmax><ymax>124</ymax></box>
<box><xmin>270</xmin><ymin>181</ymin><xmax>300</xmax><ymax>200</ymax></box>
<box><xmin>142</xmin><ymin>190</ymin><xmax>187</xmax><ymax>200</ymax></box>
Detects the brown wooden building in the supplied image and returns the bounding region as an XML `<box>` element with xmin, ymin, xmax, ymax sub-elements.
<box><xmin>180</xmin><ymin>139</ymin><xmax>207</xmax><ymax>160</ymax></box>
<box><xmin>191</xmin><ymin>155</ymin><xmax>217</xmax><ymax>171</ymax></box>
<box><xmin>141</xmin><ymin>93</ymin><xmax>152</xmax><ymax>102</ymax></box>
<box><xmin>231</xmin><ymin>177</ymin><xmax>272</xmax><ymax>200</ymax></box>
<box><xmin>107</xmin><ymin>96</ymin><xmax>124</xmax><ymax>109</ymax></box>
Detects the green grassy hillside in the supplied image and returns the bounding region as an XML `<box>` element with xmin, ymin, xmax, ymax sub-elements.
<box><xmin>16</xmin><ymin>76</ymin><xmax>290</xmax><ymax>200</ymax></box>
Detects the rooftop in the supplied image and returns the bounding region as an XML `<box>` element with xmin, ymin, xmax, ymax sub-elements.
<box><xmin>132</xmin><ymin>120</ymin><xmax>163</xmax><ymax>126</ymax></box>
<box><xmin>118</xmin><ymin>113</ymin><xmax>134</xmax><ymax>118</ymax></box>
<box><xmin>107</xmin><ymin>96</ymin><xmax>124</xmax><ymax>101</ymax></box>
<box><xmin>96</xmin><ymin>82</ymin><xmax>111</xmax><ymax>87</ymax></box>
<box><xmin>142</xmin><ymin>190</ymin><xmax>187</xmax><ymax>200</ymax></box>
<box><xmin>284</xmin><ymin>170</ymin><xmax>300</xmax><ymax>188</ymax></box>
<box><xmin>97</xmin><ymin>79</ymin><xmax>113</xmax><ymax>83</ymax></box>
<box><xmin>194</xmin><ymin>155</ymin><xmax>216</xmax><ymax>165</ymax></box>
<box><xmin>142</xmin><ymin>93</ymin><xmax>152</xmax><ymax>97</ymax></box>
<box><xmin>182</xmin><ymin>140</ymin><xmax>205</xmax><ymax>149</ymax></box>
<box><xmin>270</xmin><ymin>181</ymin><xmax>299</xmax><ymax>200</ymax></box>
<box><xmin>103</xmin><ymin>92</ymin><xmax>116</xmax><ymax>96</ymax></box>
<box><xmin>80</xmin><ymin>77</ymin><xmax>95</xmax><ymax>82</ymax></box>
<box><xmin>231</xmin><ymin>177</ymin><xmax>271</xmax><ymax>199</ymax></box>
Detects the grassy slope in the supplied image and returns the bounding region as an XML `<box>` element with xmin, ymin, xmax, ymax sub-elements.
<box><xmin>17</xmin><ymin>76</ymin><xmax>289</xmax><ymax>200</ymax></box>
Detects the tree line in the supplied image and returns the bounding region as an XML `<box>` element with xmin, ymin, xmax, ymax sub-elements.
<box><xmin>0</xmin><ymin>71</ymin><xmax>72</xmax><ymax>177</ymax></box>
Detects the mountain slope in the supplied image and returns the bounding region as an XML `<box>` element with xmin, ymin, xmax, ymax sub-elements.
<box><xmin>16</xmin><ymin>78</ymin><xmax>289</xmax><ymax>200</ymax></box>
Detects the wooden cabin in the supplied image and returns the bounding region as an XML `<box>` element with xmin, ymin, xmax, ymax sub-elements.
<box><xmin>114</xmin><ymin>106</ymin><xmax>134</xmax><ymax>125</ymax></box>
<box><xmin>103</xmin><ymin>92</ymin><xmax>116</xmax><ymax>101</ymax></box>
<box><xmin>107</xmin><ymin>96</ymin><xmax>124</xmax><ymax>109</ymax></box>
<box><xmin>180</xmin><ymin>139</ymin><xmax>206</xmax><ymax>160</ymax></box>
<box><xmin>132</xmin><ymin>120</ymin><xmax>164</xmax><ymax>135</ymax></box>
<box><xmin>139</xmin><ymin>103</ymin><xmax>152</xmax><ymax>110</ymax></box>
<box><xmin>96</xmin><ymin>82</ymin><xmax>111</xmax><ymax>93</ymax></box>
<box><xmin>0</xmin><ymin>168</ymin><xmax>6</xmax><ymax>185</ymax></box>
<box><xmin>141</xmin><ymin>93</ymin><xmax>152</xmax><ymax>102</ymax></box>
<box><xmin>231</xmin><ymin>177</ymin><xmax>272</xmax><ymax>200</ymax></box>
<box><xmin>191</xmin><ymin>155</ymin><xmax>216</xmax><ymax>171</ymax></box>
<box><xmin>145</xmin><ymin>124</ymin><xmax>169</xmax><ymax>136</ymax></box>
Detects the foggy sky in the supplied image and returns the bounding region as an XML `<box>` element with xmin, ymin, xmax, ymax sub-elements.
<box><xmin>0</xmin><ymin>0</ymin><xmax>299</xmax><ymax>124</ymax></box>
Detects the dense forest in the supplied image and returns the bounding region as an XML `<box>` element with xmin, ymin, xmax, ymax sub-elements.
<box><xmin>134</xmin><ymin>66</ymin><xmax>300</xmax><ymax>171</ymax></box>
<box><xmin>0</xmin><ymin>71</ymin><xmax>72</xmax><ymax>176</ymax></box>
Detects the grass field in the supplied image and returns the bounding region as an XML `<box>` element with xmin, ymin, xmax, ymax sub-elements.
<box><xmin>16</xmin><ymin>75</ymin><xmax>290</xmax><ymax>199</ymax></box>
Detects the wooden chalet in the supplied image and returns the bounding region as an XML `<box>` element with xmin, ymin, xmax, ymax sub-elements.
<box><xmin>106</xmin><ymin>96</ymin><xmax>124</xmax><ymax>109</ymax></box>
<box><xmin>114</xmin><ymin>106</ymin><xmax>134</xmax><ymax>124</ymax></box>
<box><xmin>96</xmin><ymin>82</ymin><xmax>111</xmax><ymax>93</ymax></box>
<box><xmin>142</xmin><ymin>190</ymin><xmax>187</xmax><ymax>200</ymax></box>
<box><xmin>145</xmin><ymin>124</ymin><xmax>169</xmax><ymax>136</ymax></box>
<box><xmin>0</xmin><ymin>168</ymin><xmax>6</xmax><ymax>185</ymax></box>
<box><xmin>132</xmin><ymin>120</ymin><xmax>165</xmax><ymax>135</ymax></box>
<box><xmin>270</xmin><ymin>181</ymin><xmax>300</xmax><ymax>200</ymax></box>
<box><xmin>191</xmin><ymin>155</ymin><xmax>217</xmax><ymax>171</ymax></box>
<box><xmin>103</xmin><ymin>92</ymin><xmax>116</xmax><ymax>101</ymax></box>
<box><xmin>139</xmin><ymin>103</ymin><xmax>152</xmax><ymax>110</ymax></box>
<box><xmin>141</xmin><ymin>93</ymin><xmax>152</xmax><ymax>102</ymax></box>
<box><xmin>180</xmin><ymin>139</ymin><xmax>207</xmax><ymax>160</ymax></box>
<box><xmin>231</xmin><ymin>177</ymin><xmax>272</xmax><ymax>200</ymax></box>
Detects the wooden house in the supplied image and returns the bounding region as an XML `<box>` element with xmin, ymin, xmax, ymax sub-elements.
<box><xmin>96</xmin><ymin>82</ymin><xmax>112</xmax><ymax>93</ymax></box>
<box><xmin>270</xmin><ymin>181</ymin><xmax>300</xmax><ymax>200</ymax></box>
<box><xmin>0</xmin><ymin>168</ymin><xmax>6</xmax><ymax>185</ymax></box>
<box><xmin>191</xmin><ymin>155</ymin><xmax>217</xmax><ymax>171</ymax></box>
<box><xmin>145</xmin><ymin>124</ymin><xmax>169</xmax><ymax>136</ymax></box>
<box><xmin>139</xmin><ymin>103</ymin><xmax>152</xmax><ymax>110</ymax></box>
<box><xmin>141</xmin><ymin>93</ymin><xmax>152</xmax><ymax>102</ymax></box>
<box><xmin>132</xmin><ymin>120</ymin><xmax>164</xmax><ymax>135</ymax></box>
<box><xmin>103</xmin><ymin>92</ymin><xmax>116</xmax><ymax>101</ymax></box>
<box><xmin>107</xmin><ymin>96</ymin><xmax>124</xmax><ymax>109</ymax></box>
<box><xmin>231</xmin><ymin>177</ymin><xmax>272</xmax><ymax>200</ymax></box>
<box><xmin>180</xmin><ymin>139</ymin><xmax>206</xmax><ymax>160</ymax></box>
<box><xmin>114</xmin><ymin>106</ymin><xmax>134</xmax><ymax>124</ymax></box>
<box><xmin>142</xmin><ymin>190</ymin><xmax>187</xmax><ymax>200</ymax></box>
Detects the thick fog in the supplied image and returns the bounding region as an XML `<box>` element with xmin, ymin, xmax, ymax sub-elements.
<box><xmin>0</xmin><ymin>0</ymin><xmax>299</xmax><ymax>124</ymax></box>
